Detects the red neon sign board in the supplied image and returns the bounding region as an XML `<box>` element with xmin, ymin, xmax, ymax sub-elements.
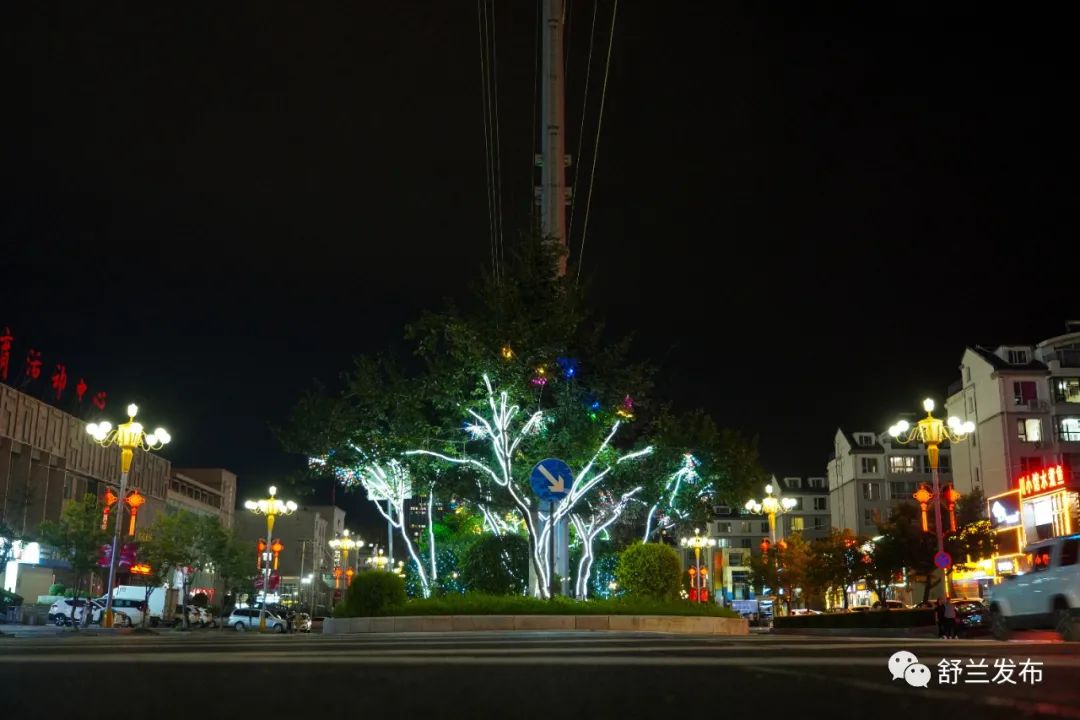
<box><xmin>1017</xmin><ymin>464</ymin><xmax>1068</xmax><ymax>499</ymax></box>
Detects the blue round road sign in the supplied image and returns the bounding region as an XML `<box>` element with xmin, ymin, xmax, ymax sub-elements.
<box><xmin>933</xmin><ymin>551</ymin><xmax>952</xmax><ymax>569</ymax></box>
<box><xmin>530</xmin><ymin>458</ymin><xmax>574</xmax><ymax>503</ymax></box>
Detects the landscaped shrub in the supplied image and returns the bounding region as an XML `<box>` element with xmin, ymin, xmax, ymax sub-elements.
<box><xmin>459</xmin><ymin>533</ymin><xmax>529</xmax><ymax>595</ymax></box>
<box><xmin>615</xmin><ymin>542</ymin><xmax>682</xmax><ymax>601</ymax></box>
<box><xmin>339</xmin><ymin>571</ymin><xmax>407</xmax><ymax>617</ymax></box>
<box><xmin>383</xmin><ymin>594</ymin><xmax>740</xmax><ymax>617</ymax></box>
<box><xmin>48</xmin><ymin>584</ymin><xmax>67</xmax><ymax>596</ymax></box>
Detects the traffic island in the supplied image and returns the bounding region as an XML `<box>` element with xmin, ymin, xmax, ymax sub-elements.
<box><xmin>323</xmin><ymin>614</ymin><xmax>748</xmax><ymax>635</ymax></box>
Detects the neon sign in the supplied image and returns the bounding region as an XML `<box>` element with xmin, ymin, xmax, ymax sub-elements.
<box><xmin>1017</xmin><ymin>465</ymin><xmax>1068</xmax><ymax>499</ymax></box>
<box><xmin>988</xmin><ymin>490</ymin><xmax>1021</xmax><ymax>530</ymax></box>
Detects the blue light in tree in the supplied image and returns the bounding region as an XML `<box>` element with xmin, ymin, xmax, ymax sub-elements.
<box><xmin>557</xmin><ymin>356</ymin><xmax>579</xmax><ymax>379</ymax></box>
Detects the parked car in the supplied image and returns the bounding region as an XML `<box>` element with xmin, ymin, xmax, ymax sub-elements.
<box><xmin>953</xmin><ymin>600</ymin><xmax>990</xmax><ymax>638</ymax></box>
<box><xmin>49</xmin><ymin>598</ymin><xmax>86</xmax><ymax>625</ymax></box>
<box><xmin>94</xmin><ymin>597</ymin><xmax>148</xmax><ymax>627</ymax></box>
<box><xmin>872</xmin><ymin>600</ymin><xmax>905</xmax><ymax>610</ymax></box>
<box><xmin>293</xmin><ymin>612</ymin><xmax>312</xmax><ymax>632</ymax></box>
<box><xmin>227</xmin><ymin>608</ymin><xmax>286</xmax><ymax>633</ymax></box>
<box><xmin>193</xmin><ymin>607</ymin><xmax>216</xmax><ymax>628</ymax></box>
<box><xmin>169</xmin><ymin>605</ymin><xmax>201</xmax><ymax>628</ymax></box>
<box><xmin>987</xmin><ymin>535</ymin><xmax>1080</xmax><ymax>641</ymax></box>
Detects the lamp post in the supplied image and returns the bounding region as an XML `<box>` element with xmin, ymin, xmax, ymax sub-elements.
<box><xmin>329</xmin><ymin>529</ymin><xmax>364</xmax><ymax>586</ymax></box>
<box><xmin>888</xmin><ymin>399</ymin><xmax>975</xmax><ymax>598</ymax></box>
<box><xmin>87</xmin><ymin>404</ymin><xmax>171</xmax><ymax>628</ymax></box>
<box><xmin>744</xmin><ymin>481</ymin><xmax>797</xmax><ymax>546</ymax></box>
<box><xmin>243</xmin><ymin>486</ymin><xmax>297</xmax><ymax>631</ymax></box>
<box><xmin>680</xmin><ymin>528</ymin><xmax>716</xmax><ymax>603</ymax></box>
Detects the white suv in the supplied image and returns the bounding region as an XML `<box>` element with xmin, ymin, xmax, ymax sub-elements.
<box><xmin>987</xmin><ymin>535</ymin><xmax>1080</xmax><ymax>641</ymax></box>
<box><xmin>227</xmin><ymin>608</ymin><xmax>286</xmax><ymax>633</ymax></box>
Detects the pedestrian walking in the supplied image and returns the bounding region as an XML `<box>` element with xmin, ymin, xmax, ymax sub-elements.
<box><xmin>934</xmin><ymin>599</ymin><xmax>946</xmax><ymax>638</ymax></box>
<box><xmin>943</xmin><ymin>599</ymin><xmax>957</xmax><ymax>639</ymax></box>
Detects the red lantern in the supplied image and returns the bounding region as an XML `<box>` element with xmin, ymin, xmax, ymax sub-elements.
<box><xmin>102</xmin><ymin>488</ymin><xmax>119</xmax><ymax>530</ymax></box>
<box><xmin>271</xmin><ymin>539</ymin><xmax>284</xmax><ymax>570</ymax></box>
<box><xmin>257</xmin><ymin>539</ymin><xmax>267</xmax><ymax>569</ymax></box>
<box><xmin>912</xmin><ymin>485</ymin><xmax>933</xmax><ymax>532</ymax></box>
<box><xmin>944</xmin><ymin>484</ymin><xmax>961</xmax><ymax>532</ymax></box>
<box><xmin>125</xmin><ymin>490</ymin><xmax>146</xmax><ymax>536</ymax></box>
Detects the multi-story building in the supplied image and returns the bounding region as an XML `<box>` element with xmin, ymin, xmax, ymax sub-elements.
<box><xmin>168</xmin><ymin>468</ymin><xmax>237</xmax><ymax>529</ymax></box>
<box><xmin>946</xmin><ymin>323</ymin><xmax>1080</xmax><ymax>499</ymax></box>
<box><xmin>774</xmin><ymin>476</ymin><xmax>830</xmax><ymax>541</ymax></box>
<box><xmin>235</xmin><ymin>503</ymin><xmax>344</xmax><ymax>613</ymax></box>
<box><xmin>827</xmin><ymin>428</ymin><xmax>953</xmax><ymax>535</ymax></box>
<box><xmin>0</xmin><ymin>384</ymin><xmax>171</xmax><ymax>602</ymax></box>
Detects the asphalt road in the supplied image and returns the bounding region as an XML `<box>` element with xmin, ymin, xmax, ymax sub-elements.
<box><xmin>1</xmin><ymin>629</ymin><xmax>1077</xmax><ymax>719</ymax></box>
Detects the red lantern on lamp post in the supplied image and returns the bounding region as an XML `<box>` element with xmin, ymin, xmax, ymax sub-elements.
<box><xmin>124</xmin><ymin>489</ymin><xmax>146</xmax><ymax>536</ymax></box>
<box><xmin>943</xmin><ymin>484</ymin><xmax>961</xmax><ymax>532</ymax></box>
<box><xmin>102</xmin><ymin>488</ymin><xmax>119</xmax><ymax>531</ymax></box>
<box><xmin>257</xmin><ymin>539</ymin><xmax>267</xmax><ymax>569</ymax></box>
<box><xmin>912</xmin><ymin>484</ymin><xmax>933</xmax><ymax>532</ymax></box>
<box><xmin>270</xmin><ymin>539</ymin><xmax>285</xmax><ymax>570</ymax></box>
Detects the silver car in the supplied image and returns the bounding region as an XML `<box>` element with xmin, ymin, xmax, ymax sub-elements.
<box><xmin>227</xmin><ymin>607</ymin><xmax>286</xmax><ymax>633</ymax></box>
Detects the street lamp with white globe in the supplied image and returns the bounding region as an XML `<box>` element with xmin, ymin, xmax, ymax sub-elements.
<box><xmin>244</xmin><ymin>486</ymin><xmax>297</xmax><ymax>631</ymax></box>
<box><xmin>744</xmin><ymin>481</ymin><xmax>797</xmax><ymax>546</ymax></box>
<box><xmin>87</xmin><ymin>403</ymin><xmax>171</xmax><ymax>628</ymax></box>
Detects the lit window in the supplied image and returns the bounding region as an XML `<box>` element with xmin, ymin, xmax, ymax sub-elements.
<box><xmin>1008</xmin><ymin>350</ymin><xmax>1029</xmax><ymax>365</ymax></box>
<box><xmin>1017</xmin><ymin>418</ymin><xmax>1043</xmax><ymax>442</ymax></box>
<box><xmin>1054</xmin><ymin>378</ymin><xmax>1080</xmax><ymax>404</ymax></box>
<box><xmin>888</xmin><ymin>456</ymin><xmax>916</xmax><ymax>473</ymax></box>
<box><xmin>862</xmin><ymin>482</ymin><xmax>880</xmax><ymax>500</ymax></box>
<box><xmin>1057</xmin><ymin>417</ymin><xmax>1080</xmax><ymax>442</ymax></box>
<box><xmin>790</xmin><ymin>517</ymin><xmax>805</xmax><ymax>532</ymax></box>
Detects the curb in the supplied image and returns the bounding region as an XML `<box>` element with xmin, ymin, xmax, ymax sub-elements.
<box><xmin>323</xmin><ymin>614</ymin><xmax>748</xmax><ymax>636</ymax></box>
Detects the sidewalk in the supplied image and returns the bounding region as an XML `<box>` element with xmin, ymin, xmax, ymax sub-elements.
<box><xmin>0</xmin><ymin>624</ymin><xmax>161</xmax><ymax>638</ymax></box>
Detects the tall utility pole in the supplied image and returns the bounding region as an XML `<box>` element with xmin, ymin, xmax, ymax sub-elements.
<box><xmin>540</xmin><ymin>0</ymin><xmax>568</xmax><ymax>276</ymax></box>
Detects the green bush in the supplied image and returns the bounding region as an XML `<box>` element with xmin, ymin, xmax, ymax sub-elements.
<box><xmin>615</xmin><ymin>543</ymin><xmax>682</xmax><ymax>601</ymax></box>
<box><xmin>338</xmin><ymin>571</ymin><xmax>407</xmax><ymax>618</ymax></box>
<box><xmin>459</xmin><ymin>533</ymin><xmax>529</xmax><ymax>595</ymax></box>
<box><xmin>48</xmin><ymin>584</ymin><xmax>66</xmax><ymax>596</ymax></box>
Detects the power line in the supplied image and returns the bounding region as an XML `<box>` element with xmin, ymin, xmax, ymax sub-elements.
<box><xmin>576</xmin><ymin>0</ymin><xmax>618</xmax><ymax>284</ymax></box>
<box><xmin>477</xmin><ymin>0</ymin><xmax>497</xmax><ymax>280</ymax></box>
<box><xmin>567</xmin><ymin>0</ymin><xmax>599</xmax><ymax>261</ymax></box>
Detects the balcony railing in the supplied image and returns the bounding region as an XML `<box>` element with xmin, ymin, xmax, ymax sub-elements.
<box><xmin>1052</xmin><ymin>349</ymin><xmax>1080</xmax><ymax>368</ymax></box>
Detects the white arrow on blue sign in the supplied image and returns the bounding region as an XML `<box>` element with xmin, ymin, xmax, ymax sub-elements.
<box><xmin>530</xmin><ymin>459</ymin><xmax>574</xmax><ymax>503</ymax></box>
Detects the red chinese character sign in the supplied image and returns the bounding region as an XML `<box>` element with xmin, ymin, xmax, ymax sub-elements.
<box><xmin>76</xmin><ymin>378</ymin><xmax>87</xmax><ymax>403</ymax></box>
<box><xmin>51</xmin><ymin>364</ymin><xmax>67</xmax><ymax>400</ymax></box>
<box><xmin>0</xmin><ymin>327</ymin><xmax>12</xmax><ymax>381</ymax></box>
<box><xmin>1018</xmin><ymin>465</ymin><xmax>1068</xmax><ymax>499</ymax></box>
<box><xmin>25</xmin><ymin>349</ymin><xmax>42</xmax><ymax>380</ymax></box>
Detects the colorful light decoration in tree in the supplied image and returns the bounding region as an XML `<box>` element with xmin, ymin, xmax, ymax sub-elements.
<box><xmin>531</xmin><ymin>365</ymin><xmax>548</xmax><ymax>386</ymax></box>
<box><xmin>124</xmin><ymin>489</ymin><xmax>145</xmax><ymax>536</ymax></box>
<box><xmin>615</xmin><ymin>395</ymin><xmax>635</xmax><ymax>420</ymax></box>
<box><xmin>912</xmin><ymin>484</ymin><xmax>933</xmax><ymax>532</ymax></box>
<box><xmin>500</xmin><ymin>345</ymin><xmax>514</xmax><ymax>360</ymax></box>
<box><xmin>408</xmin><ymin>374</ymin><xmax>653</xmax><ymax>598</ymax></box>
<box><xmin>571</xmin><ymin>486</ymin><xmax>642</xmax><ymax>598</ymax></box>
<box><xmin>556</xmin><ymin>356</ymin><xmax>579</xmax><ymax>379</ymax></box>
<box><xmin>642</xmin><ymin>453</ymin><xmax>705</xmax><ymax>542</ymax></box>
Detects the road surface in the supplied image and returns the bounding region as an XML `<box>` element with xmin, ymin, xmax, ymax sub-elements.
<box><xmin>1</xmin><ymin>629</ymin><xmax>1076</xmax><ymax>719</ymax></box>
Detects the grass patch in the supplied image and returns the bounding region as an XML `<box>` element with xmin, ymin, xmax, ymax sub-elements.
<box><xmin>377</xmin><ymin>593</ymin><xmax>740</xmax><ymax>618</ymax></box>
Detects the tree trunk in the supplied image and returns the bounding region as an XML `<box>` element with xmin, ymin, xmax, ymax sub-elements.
<box><xmin>69</xmin><ymin>576</ymin><xmax>81</xmax><ymax>630</ymax></box>
<box><xmin>181</xmin><ymin>577</ymin><xmax>188</xmax><ymax>629</ymax></box>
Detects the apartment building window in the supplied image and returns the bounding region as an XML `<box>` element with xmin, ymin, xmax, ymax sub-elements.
<box><xmin>760</xmin><ymin>522</ymin><xmax>770</xmax><ymax>533</ymax></box>
<box><xmin>1017</xmin><ymin>418</ymin><xmax>1043</xmax><ymax>442</ymax></box>
<box><xmin>63</xmin><ymin>476</ymin><xmax>72</xmax><ymax>500</ymax></box>
<box><xmin>791</xmin><ymin>517</ymin><xmax>805</xmax><ymax>532</ymax></box>
<box><xmin>862</xmin><ymin>482</ymin><xmax>881</xmax><ymax>500</ymax></box>
<box><xmin>813</xmin><ymin>516</ymin><xmax>826</xmax><ymax>531</ymax></box>
<box><xmin>740</xmin><ymin>539</ymin><xmax>752</xmax><ymax>549</ymax></box>
<box><xmin>813</xmin><ymin>497</ymin><xmax>827</xmax><ymax>510</ymax></box>
<box><xmin>1014</xmin><ymin>381</ymin><xmax>1038</xmax><ymax>405</ymax></box>
<box><xmin>891</xmin><ymin>481</ymin><xmax>917</xmax><ymax>500</ymax></box>
<box><xmin>788</xmin><ymin>497</ymin><xmax>803</xmax><ymax>510</ymax></box>
<box><xmin>888</xmin><ymin>456</ymin><xmax>915</xmax><ymax>473</ymax></box>
<box><xmin>964</xmin><ymin>366</ymin><xmax>971</xmax><ymax>382</ymax></box>
<box><xmin>861</xmin><ymin>457</ymin><xmax>879</xmax><ymax>473</ymax></box>
<box><xmin>966</xmin><ymin>392</ymin><xmax>975</xmax><ymax>414</ymax></box>
<box><xmin>1057</xmin><ymin>417</ymin><xmax>1080</xmax><ymax>442</ymax></box>
<box><xmin>717</xmin><ymin>522</ymin><xmax>732</xmax><ymax>533</ymax></box>
<box><xmin>741</xmin><ymin>522</ymin><xmax>751</xmax><ymax>533</ymax></box>
<box><xmin>1053</xmin><ymin>378</ymin><xmax>1080</xmax><ymax>403</ymax></box>
<box><xmin>939</xmin><ymin>455</ymin><xmax>950</xmax><ymax>471</ymax></box>
<box><xmin>808</xmin><ymin>477</ymin><xmax>825</xmax><ymax>489</ymax></box>
<box><xmin>1008</xmin><ymin>350</ymin><xmax>1029</xmax><ymax>365</ymax></box>
<box><xmin>863</xmin><ymin>509</ymin><xmax>877</xmax><ymax>526</ymax></box>
<box><xmin>855</xmin><ymin>433</ymin><xmax>875</xmax><ymax>447</ymax></box>
<box><xmin>1019</xmin><ymin>457</ymin><xmax>1042</xmax><ymax>473</ymax></box>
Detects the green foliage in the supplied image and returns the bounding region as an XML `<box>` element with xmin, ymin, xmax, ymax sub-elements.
<box><xmin>615</xmin><ymin>543</ymin><xmax>682</xmax><ymax>601</ymax></box>
<box><xmin>39</xmin><ymin>494</ymin><xmax>110</xmax><ymax>612</ymax></box>
<box><xmin>48</xmin><ymin>583</ymin><xmax>67</xmax><ymax>596</ymax></box>
<box><xmin>338</xmin><ymin>571</ymin><xmax>407</xmax><ymax>618</ymax></box>
<box><xmin>947</xmin><ymin>520</ymin><xmax>997</xmax><ymax>569</ymax></box>
<box><xmin>459</xmin><ymin>533</ymin><xmax>529</xmax><ymax>595</ymax></box>
<box><xmin>806</xmin><ymin>529</ymin><xmax>868</xmax><ymax>608</ymax></box>
<box><xmin>378</xmin><ymin>593</ymin><xmax>740</xmax><ymax>617</ymax></box>
<box><xmin>956</xmin><ymin>487</ymin><xmax>987</xmax><ymax>526</ymax></box>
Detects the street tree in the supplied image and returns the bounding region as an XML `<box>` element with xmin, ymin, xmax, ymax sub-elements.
<box><xmin>38</xmin><ymin>494</ymin><xmax>110</xmax><ymax>628</ymax></box>
<box><xmin>141</xmin><ymin>511</ymin><xmax>208</xmax><ymax>629</ymax></box>
<box><xmin>806</xmin><ymin>529</ymin><xmax>868</xmax><ymax>609</ymax></box>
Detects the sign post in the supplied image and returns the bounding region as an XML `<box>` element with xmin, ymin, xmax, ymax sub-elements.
<box><xmin>530</xmin><ymin>459</ymin><xmax>573</xmax><ymax>597</ymax></box>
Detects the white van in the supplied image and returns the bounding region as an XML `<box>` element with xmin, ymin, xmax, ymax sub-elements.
<box><xmin>110</xmin><ymin>585</ymin><xmax>167</xmax><ymax>626</ymax></box>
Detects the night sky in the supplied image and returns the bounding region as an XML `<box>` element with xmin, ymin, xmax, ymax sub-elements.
<box><xmin>4</xmin><ymin>3</ymin><xmax>1077</xmax><ymax>534</ymax></box>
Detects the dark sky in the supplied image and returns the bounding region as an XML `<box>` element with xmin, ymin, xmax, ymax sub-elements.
<box><xmin>4</xmin><ymin>3</ymin><xmax>1077</xmax><ymax>534</ymax></box>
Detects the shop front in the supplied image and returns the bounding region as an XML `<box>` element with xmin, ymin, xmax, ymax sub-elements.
<box><xmin>986</xmin><ymin>464</ymin><xmax>1077</xmax><ymax>582</ymax></box>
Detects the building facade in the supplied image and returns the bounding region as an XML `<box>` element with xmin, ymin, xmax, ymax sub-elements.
<box><xmin>946</xmin><ymin>325</ymin><xmax>1080</xmax><ymax>500</ymax></box>
<box><xmin>827</xmin><ymin>428</ymin><xmax>953</xmax><ymax>536</ymax></box>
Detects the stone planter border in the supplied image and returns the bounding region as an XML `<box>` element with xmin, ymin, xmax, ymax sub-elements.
<box><xmin>323</xmin><ymin>614</ymin><xmax>747</xmax><ymax>636</ymax></box>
